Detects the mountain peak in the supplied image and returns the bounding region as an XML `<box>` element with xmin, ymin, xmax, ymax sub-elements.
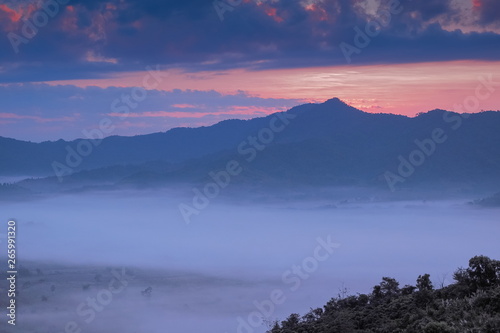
<box><xmin>322</xmin><ymin>97</ymin><xmax>347</xmax><ymax>106</ymax></box>
<box><xmin>319</xmin><ymin>97</ymin><xmax>364</xmax><ymax>114</ymax></box>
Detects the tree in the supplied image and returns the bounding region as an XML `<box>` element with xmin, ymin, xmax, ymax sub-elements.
<box><xmin>269</xmin><ymin>321</ymin><xmax>281</xmax><ymax>333</ymax></box>
<box><xmin>416</xmin><ymin>274</ymin><xmax>433</xmax><ymax>291</ymax></box>
<box><xmin>415</xmin><ymin>274</ymin><xmax>435</xmax><ymax>307</ymax></box>
<box><xmin>372</xmin><ymin>285</ymin><xmax>383</xmax><ymax>300</ymax></box>
<box><xmin>281</xmin><ymin>313</ymin><xmax>300</xmax><ymax>330</ymax></box>
<box><xmin>423</xmin><ymin>321</ymin><xmax>454</xmax><ymax>333</ymax></box>
<box><xmin>302</xmin><ymin>308</ymin><xmax>322</xmax><ymax>322</ymax></box>
<box><xmin>467</xmin><ymin>256</ymin><xmax>499</xmax><ymax>290</ymax></box>
<box><xmin>401</xmin><ymin>284</ymin><xmax>417</xmax><ymax>295</ymax></box>
<box><xmin>266</xmin><ymin>256</ymin><xmax>500</xmax><ymax>333</ymax></box>
<box><xmin>380</xmin><ymin>277</ymin><xmax>400</xmax><ymax>296</ymax></box>
<box><xmin>453</xmin><ymin>267</ymin><xmax>469</xmax><ymax>285</ymax></box>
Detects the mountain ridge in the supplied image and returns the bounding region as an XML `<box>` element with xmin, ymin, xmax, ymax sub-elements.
<box><xmin>1</xmin><ymin>98</ymin><xmax>500</xmax><ymax>196</ymax></box>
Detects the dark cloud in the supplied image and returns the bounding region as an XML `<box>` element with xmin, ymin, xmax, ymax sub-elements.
<box><xmin>0</xmin><ymin>0</ymin><xmax>498</xmax><ymax>82</ymax></box>
<box><xmin>404</xmin><ymin>0</ymin><xmax>454</xmax><ymax>21</ymax></box>
<box><xmin>474</xmin><ymin>0</ymin><xmax>500</xmax><ymax>25</ymax></box>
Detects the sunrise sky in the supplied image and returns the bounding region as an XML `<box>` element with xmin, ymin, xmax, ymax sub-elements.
<box><xmin>0</xmin><ymin>0</ymin><xmax>499</xmax><ymax>142</ymax></box>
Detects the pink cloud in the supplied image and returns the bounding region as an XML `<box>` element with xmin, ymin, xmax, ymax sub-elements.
<box><xmin>0</xmin><ymin>113</ymin><xmax>77</xmax><ymax>123</ymax></box>
<box><xmin>171</xmin><ymin>104</ymin><xmax>198</xmax><ymax>109</ymax></box>
<box><xmin>108</xmin><ymin>105</ymin><xmax>288</xmax><ymax>119</ymax></box>
<box><xmin>0</xmin><ymin>4</ymin><xmax>22</xmax><ymax>22</ymax></box>
<box><xmin>305</xmin><ymin>3</ymin><xmax>329</xmax><ymax>21</ymax></box>
<box><xmin>45</xmin><ymin>60</ymin><xmax>500</xmax><ymax>118</ymax></box>
<box><xmin>264</xmin><ymin>7</ymin><xmax>284</xmax><ymax>23</ymax></box>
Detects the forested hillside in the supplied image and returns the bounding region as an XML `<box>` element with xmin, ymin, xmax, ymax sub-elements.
<box><xmin>268</xmin><ymin>256</ymin><xmax>500</xmax><ymax>333</ymax></box>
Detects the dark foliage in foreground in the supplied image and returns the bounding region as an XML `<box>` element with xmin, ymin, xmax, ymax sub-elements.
<box><xmin>268</xmin><ymin>256</ymin><xmax>500</xmax><ymax>333</ymax></box>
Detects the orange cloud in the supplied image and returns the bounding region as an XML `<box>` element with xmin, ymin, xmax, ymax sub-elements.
<box><xmin>0</xmin><ymin>3</ymin><xmax>39</xmax><ymax>24</ymax></box>
<box><xmin>305</xmin><ymin>3</ymin><xmax>329</xmax><ymax>21</ymax></box>
<box><xmin>46</xmin><ymin>60</ymin><xmax>500</xmax><ymax>118</ymax></box>
<box><xmin>172</xmin><ymin>104</ymin><xmax>198</xmax><ymax>108</ymax></box>
<box><xmin>0</xmin><ymin>4</ymin><xmax>22</xmax><ymax>22</ymax></box>
<box><xmin>264</xmin><ymin>7</ymin><xmax>284</xmax><ymax>23</ymax></box>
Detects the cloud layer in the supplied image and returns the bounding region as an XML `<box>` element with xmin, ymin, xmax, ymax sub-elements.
<box><xmin>0</xmin><ymin>0</ymin><xmax>499</xmax><ymax>82</ymax></box>
<box><xmin>0</xmin><ymin>83</ymin><xmax>300</xmax><ymax>141</ymax></box>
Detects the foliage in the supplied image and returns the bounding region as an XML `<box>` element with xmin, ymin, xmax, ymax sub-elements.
<box><xmin>267</xmin><ymin>256</ymin><xmax>500</xmax><ymax>333</ymax></box>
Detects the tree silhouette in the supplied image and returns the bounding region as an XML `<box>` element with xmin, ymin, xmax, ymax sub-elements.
<box><xmin>416</xmin><ymin>273</ymin><xmax>433</xmax><ymax>291</ymax></box>
<box><xmin>267</xmin><ymin>256</ymin><xmax>500</xmax><ymax>333</ymax></box>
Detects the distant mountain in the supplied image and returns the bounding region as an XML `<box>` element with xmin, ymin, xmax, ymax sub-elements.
<box><xmin>471</xmin><ymin>192</ymin><xmax>500</xmax><ymax>207</ymax></box>
<box><xmin>0</xmin><ymin>119</ymin><xmax>274</xmax><ymax>176</ymax></box>
<box><xmin>2</xmin><ymin>98</ymin><xmax>500</xmax><ymax>194</ymax></box>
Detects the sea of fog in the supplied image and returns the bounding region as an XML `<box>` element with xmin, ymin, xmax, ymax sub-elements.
<box><xmin>0</xmin><ymin>190</ymin><xmax>499</xmax><ymax>333</ymax></box>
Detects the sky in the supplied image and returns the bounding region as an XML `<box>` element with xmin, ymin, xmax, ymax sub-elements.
<box><xmin>0</xmin><ymin>0</ymin><xmax>499</xmax><ymax>142</ymax></box>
